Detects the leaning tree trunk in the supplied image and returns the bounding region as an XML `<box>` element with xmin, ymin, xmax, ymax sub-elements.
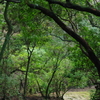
<box><xmin>27</xmin><ymin>3</ymin><xmax>100</xmax><ymax>100</ymax></box>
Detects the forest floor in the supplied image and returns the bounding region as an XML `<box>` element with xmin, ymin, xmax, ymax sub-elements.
<box><xmin>26</xmin><ymin>87</ymin><xmax>95</xmax><ymax>100</ymax></box>
<box><xmin>2</xmin><ymin>87</ymin><xmax>94</xmax><ymax>100</ymax></box>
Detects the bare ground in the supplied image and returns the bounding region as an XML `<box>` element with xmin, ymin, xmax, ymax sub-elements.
<box><xmin>63</xmin><ymin>87</ymin><xmax>95</xmax><ymax>100</ymax></box>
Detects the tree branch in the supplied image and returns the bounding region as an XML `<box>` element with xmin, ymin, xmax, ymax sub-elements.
<box><xmin>46</xmin><ymin>0</ymin><xmax>100</xmax><ymax>16</ymax></box>
<box><xmin>50</xmin><ymin>33</ymin><xmax>73</xmax><ymax>42</ymax></box>
<box><xmin>6</xmin><ymin>0</ymin><xmax>21</xmax><ymax>3</ymax></box>
<box><xmin>88</xmin><ymin>15</ymin><xmax>100</xmax><ymax>28</ymax></box>
<box><xmin>79</xmin><ymin>44</ymin><xmax>89</xmax><ymax>57</ymax></box>
<box><xmin>27</xmin><ymin>3</ymin><xmax>100</xmax><ymax>76</ymax></box>
<box><xmin>10</xmin><ymin>69</ymin><xmax>26</xmax><ymax>74</ymax></box>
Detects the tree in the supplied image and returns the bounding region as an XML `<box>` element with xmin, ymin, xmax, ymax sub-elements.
<box><xmin>33</xmin><ymin>41</ymin><xmax>69</xmax><ymax>100</ymax></box>
<box><xmin>26</xmin><ymin>1</ymin><xmax>100</xmax><ymax>99</ymax></box>
<box><xmin>1</xmin><ymin>0</ymin><xmax>100</xmax><ymax>99</ymax></box>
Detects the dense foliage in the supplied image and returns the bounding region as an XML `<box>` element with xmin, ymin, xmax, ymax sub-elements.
<box><xmin>0</xmin><ymin>0</ymin><xmax>100</xmax><ymax>100</ymax></box>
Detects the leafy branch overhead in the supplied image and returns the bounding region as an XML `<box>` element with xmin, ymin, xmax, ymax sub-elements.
<box><xmin>46</xmin><ymin>0</ymin><xmax>100</xmax><ymax>16</ymax></box>
<box><xmin>1</xmin><ymin>0</ymin><xmax>100</xmax><ymax>100</ymax></box>
<box><xmin>27</xmin><ymin>2</ymin><xmax>100</xmax><ymax>76</ymax></box>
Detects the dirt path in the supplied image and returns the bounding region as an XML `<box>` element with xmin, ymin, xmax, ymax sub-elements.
<box><xmin>63</xmin><ymin>91</ymin><xmax>90</xmax><ymax>100</ymax></box>
<box><xmin>63</xmin><ymin>87</ymin><xmax>95</xmax><ymax>100</ymax></box>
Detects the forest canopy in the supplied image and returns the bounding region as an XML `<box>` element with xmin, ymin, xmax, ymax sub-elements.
<box><xmin>0</xmin><ymin>0</ymin><xmax>100</xmax><ymax>100</ymax></box>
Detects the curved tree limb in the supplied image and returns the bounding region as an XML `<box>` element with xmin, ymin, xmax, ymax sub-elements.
<box><xmin>6</xmin><ymin>0</ymin><xmax>21</xmax><ymax>3</ymax></box>
<box><xmin>50</xmin><ymin>33</ymin><xmax>74</xmax><ymax>42</ymax></box>
<box><xmin>88</xmin><ymin>15</ymin><xmax>100</xmax><ymax>28</ymax></box>
<box><xmin>27</xmin><ymin>4</ymin><xmax>100</xmax><ymax>76</ymax></box>
<box><xmin>46</xmin><ymin>0</ymin><xmax>100</xmax><ymax>16</ymax></box>
<box><xmin>0</xmin><ymin>1</ymin><xmax>12</xmax><ymax>62</ymax></box>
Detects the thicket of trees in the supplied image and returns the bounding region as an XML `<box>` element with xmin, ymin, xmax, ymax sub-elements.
<box><xmin>0</xmin><ymin>0</ymin><xmax>100</xmax><ymax>100</ymax></box>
